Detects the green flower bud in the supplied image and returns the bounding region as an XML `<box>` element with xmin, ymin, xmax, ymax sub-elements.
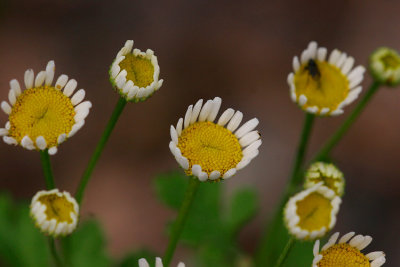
<box><xmin>369</xmin><ymin>47</ymin><xmax>400</xmax><ymax>86</ymax></box>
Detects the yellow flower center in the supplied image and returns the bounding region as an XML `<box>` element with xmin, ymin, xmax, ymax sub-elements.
<box><xmin>38</xmin><ymin>194</ymin><xmax>75</xmax><ymax>223</ymax></box>
<box><xmin>308</xmin><ymin>173</ymin><xmax>342</xmax><ymax>196</ymax></box>
<box><xmin>318</xmin><ymin>243</ymin><xmax>370</xmax><ymax>267</ymax></box>
<box><xmin>294</xmin><ymin>60</ymin><xmax>349</xmax><ymax>112</ymax></box>
<box><xmin>296</xmin><ymin>192</ymin><xmax>332</xmax><ymax>232</ymax></box>
<box><xmin>381</xmin><ymin>53</ymin><xmax>400</xmax><ymax>70</ymax></box>
<box><xmin>177</xmin><ymin>121</ymin><xmax>243</xmax><ymax>176</ymax></box>
<box><xmin>119</xmin><ymin>54</ymin><xmax>154</xmax><ymax>87</ymax></box>
<box><xmin>9</xmin><ymin>86</ymin><xmax>76</xmax><ymax>148</ymax></box>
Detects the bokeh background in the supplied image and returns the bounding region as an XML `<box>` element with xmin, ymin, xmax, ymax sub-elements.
<box><xmin>0</xmin><ymin>0</ymin><xmax>399</xmax><ymax>265</ymax></box>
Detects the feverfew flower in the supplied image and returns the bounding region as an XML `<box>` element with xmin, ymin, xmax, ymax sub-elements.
<box><xmin>0</xmin><ymin>61</ymin><xmax>91</xmax><ymax>155</ymax></box>
<box><xmin>369</xmin><ymin>47</ymin><xmax>400</xmax><ymax>86</ymax></box>
<box><xmin>304</xmin><ymin>162</ymin><xmax>345</xmax><ymax>197</ymax></box>
<box><xmin>169</xmin><ymin>97</ymin><xmax>261</xmax><ymax>182</ymax></box>
<box><xmin>288</xmin><ymin>41</ymin><xmax>365</xmax><ymax>116</ymax></box>
<box><xmin>30</xmin><ymin>189</ymin><xmax>79</xmax><ymax>237</ymax></box>
<box><xmin>139</xmin><ymin>257</ymin><xmax>185</xmax><ymax>267</ymax></box>
<box><xmin>313</xmin><ymin>232</ymin><xmax>386</xmax><ymax>267</ymax></box>
<box><xmin>109</xmin><ymin>40</ymin><xmax>163</xmax><ymax>102</ymax></box>
<box><xmin>284</xmin><ymin>183</ymin><xmax>341</xmax><ymax>240</ymax></box>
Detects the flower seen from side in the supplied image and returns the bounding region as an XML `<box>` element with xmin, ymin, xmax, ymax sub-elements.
<box><xmin>369</xmin><ymin>47</ymin><xmax>400</xmax><ymax>86</ymax></box>
<box><xmin>139</xmin><ymin>257</ymin><xmax>185</xmax><ymax>267</ymax></box>
<box><xmin>304</xmin><ymin>162</ymin><xmax>345</xmax><ymax>197</ymax></box>
<box><xmin>0</xmin><ymin>61</ymin><xmax>91</xmax><ymax>155</ymax></box>
<box><xmin>313</xmin><ymin>232</ymin><xmax>386</xmax><ymax>267</ymax></box>
<box><xmin>30</xmin><ymin>189</ymin><xmax>79</xmax><ymax>237</ymax></box>
<box><xmin>109</xmin><ymin>40</ymin><xmax>163</xmax><ymax>102</ymax></box>
<box><xmin>169</xmin><ymin>97</ymin><xmax>261</xmax><ymax>182</ymax></box>
<box><xmin>284</xmin><ymin>183</ymin><xmax>341</xmax><ymax>240</ymax></box>
<box><xmin>288</xmin><ymin>41</ymin><xmax>365</xmax><ymax>116</ymax></box>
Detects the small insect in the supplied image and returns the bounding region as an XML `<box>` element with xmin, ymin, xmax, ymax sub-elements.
<box><xmin>305</xmin><ymin>59</ymin><xmax>321</xmax><ymax>80</ymax></box>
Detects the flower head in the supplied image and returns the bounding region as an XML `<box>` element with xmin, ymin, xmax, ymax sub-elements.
<box><xmin>304</xmin><ymin>162</ymin><xmax>345</xmax><ymax>197</ymax></box>
<box><xmin>284</xmin><ymin>183</ymin><xmax>341</xmax><ymax>240</ymax></box>
<box><xmin>313</xmin><ymin>232</ymin><xmax>386</xmax><ymax>267</ymax></box>
<box><xmin>369</xmin><ymin>47</ymin><xmax>400</xmax><ymax>86</ymax></box>
<box><xmin>109</xmin><ymin>40</ymin><xmax>163</xmax><ymax>102</ymax></box>
<box><xmin>289</xmin><ymin>41</ymin><xmax>365</xmax><ymax>116</ymax></box>
<box><xmin>169</xmin><ymin>97</ymin><xmax>261</xmax><ymax>182</ymax></box>
<box><xmin>30</xmin><ymin>189</ymin><xmax>79</xmax><ymax>237</ymax></box>
<box><xmin>0</xmin><ymin>61</ymin><xmax>91</xmax><ymax>155</ymax></box>
<box><xmin>139</xmin><ymin>257</ymin><xmax>185</xmax><ymax>267</ymax></box>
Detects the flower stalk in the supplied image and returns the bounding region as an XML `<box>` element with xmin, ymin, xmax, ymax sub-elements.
<box><xmin>163</xmin><ymin>177</ymin><xmax>200</xmax><ymax>266</ymax></box>
<box><xmin>39</xmin><ymin>150</ymin><xmax>55</xmax><ymax>190</ymax></box>
<box><xmin>75</xmin><ymin>97</ymin><xmax>127</xmax><ymax>204</ymax></box>
<box><xmin>273</xmin><ymin>237</ymin><xmax>296</xmax><ymax>267</ymax></box>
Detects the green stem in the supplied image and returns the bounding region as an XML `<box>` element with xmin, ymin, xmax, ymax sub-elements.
<box><xmin>40</xmin><ymin>150</ymin><xmax>55</xmax><ymax>189</ymax></box>
<box><xmin>163</xmin><ymin>177</ymin><xmax>200</xmax><ymax>266</ymax></box>
<box><xmin>273</xmin><ymin>237</ymin><xmax>296</xmax><ymax>267</ymax></box>
<box><xmin>48</xmin><ymin>238</ymin><xmax>63</xmax><ymax>267</ymax></box>
<box><xmin>255</xmin><ymin>113</ymin><xmax>315</xmax><ymax>266</ymax></box>
<box><xmin>313</xmin><ymin>81</ymin><xmax>381</xmax><ymax>162</ymax></box>
<box><xmin>75</xmin><ymin>97</ymin><xmax>127</xmax><ymax>204</ymax></box>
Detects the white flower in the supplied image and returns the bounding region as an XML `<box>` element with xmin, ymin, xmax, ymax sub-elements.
<box><xmin>30</xmin><ymin>189</ymin><xmax>79</xmax><ymax>237</ymax></box>
<box><xmin>138</xmin><ymin>257</ymin><xmax>185</xmax><ymax>267</ymax></box>
<box><xmin>0</xmin><ymin>60</ymin><xmax>91</xmax><ymax>155</ymax></box>
<box><xmin>169</xmin><ymin>97</ymin><xmax>261</xmax><ymax>181</ymax></box>
<box><xmin>109</xmin><ymin>40</ymin><xmax>163</xmax><ymax>102</ymax></box>
<box><xmin>289</xmin><ymin>41</ymin><xmax>365</xmax><ymax>116</ymax></box>
<box><xmin>313</xmin><ymin>232</ymin><xmax>386</xmax><ymax>267</ymax></box>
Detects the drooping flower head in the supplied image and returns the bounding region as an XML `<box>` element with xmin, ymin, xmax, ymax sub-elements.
<box><xmin>139</xmin><ymin>257</ymin><xmax>185</xmax><ymax>267</ymax></box>
<box><xmin>0</xmin><ymin>61</ymin><xmax>91</xmax><ymax>155</ymax></box>
<box><xmin>313</xmin><ymin>232</ymin><xmax>386</xmax><ymax>267</ymax></box>
<box><xmin>289</xmin><ymin>41</ymin><xmax>365</xmax><ymax>116</ymax></box>
<box><xmin>109</xmin><ymin>40</ymin><xmax>163</xmax><ymax>102</ymax></box>
<box><xmin>304</xmin><ymin>162</ymin><xmax>345</xmax><ymax>197</ymax></box>
<box><xmin>369</xmin><ymin>47</ymin><xmax>400</xmax><ymax>86</ymax></box>
<box><xmin>169</xmin><ymin>97</ymin><xmax>261</xmax><ymax>182</ymax></box>
<box><xmin>30</xmin><ymin>189</ymin><xmax>79</xmax><ymax>237</ymax></box>
<box><xmin>284</xmin><ymin>183</ymin><xmax>341</xmax><ymax>240</ymax></box>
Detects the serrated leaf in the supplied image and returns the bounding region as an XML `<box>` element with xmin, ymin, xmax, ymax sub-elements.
<box><xmin>62</xmin><ymin>220</ymin><xmax>110</xmax><ymax>267</ymax></box>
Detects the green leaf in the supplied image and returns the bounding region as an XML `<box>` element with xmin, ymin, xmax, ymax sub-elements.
<box><xmin>118</xmin><ymin>249</ymin><xmax>157</xmax><ymax>267</ymax></box>
<box><xmin>154</xmin><ymin>171</ymin><xmax>189</xmax><ymax>209</ymax></box>
<box><xmin>225</xmin><ymin>188</ymin><xmax>258</xmax><ymax>236</ymax></box>
<box><xmin>0</xmin><ymin>193</ymin><xmax>50</xmax><ymax>267</ymax></box>
<box><xmin>62</xmin><ymin>220</ymin><xmax>110</xmax><ymax>267</ymax></box>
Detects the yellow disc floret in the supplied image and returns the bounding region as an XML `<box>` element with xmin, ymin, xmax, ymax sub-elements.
<box><xmin>119</xmin><ymin>54</ymin><xmax>154</xmax><ymax>88</ymax></box>
<box><xmin>296</xmin><ymin>192</ymin><xmax>332</xmax><ymax>232</ymax></box>
<box><xmin>177</xmin><ymin>121</ymin><xmax>243</xmax><ymax>176</ymax></box>
<box><xmin>318</xmin><ymin>243</ymin><xmax>370</xmax><ymax>267</ymax></box>
<box><xmin>38</xmin><ymin>193</ymin><xmax>75</xmax><ymax>223</ymax></box>
<box><xmin>8</xmin><ymin>86</ymin><xmax>75</xmax><ymax>148</ymax></box>
<box><xmin>294</xmin><ymin>60</ymin><xmax>349</xmax><ymax>111</ymax></box>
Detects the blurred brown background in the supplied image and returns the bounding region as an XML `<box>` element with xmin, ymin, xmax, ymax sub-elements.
<box><xmin>0</xmin><ymin>0</ymin><xmax>399</xmax><ymax>265</ymax></box>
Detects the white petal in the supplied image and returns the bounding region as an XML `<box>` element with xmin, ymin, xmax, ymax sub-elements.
<box><xmin>170</xmin><ymin>125</ymin><xmax>178</xmax><ymax>145</ymax></box>
<box><xmin>138</xmin><ymin>258</ymin><xmax>150</xmax><ymax>267</ymax></box>
<box><xmin>63</xmin><ymin>79</ymin><xmax>78</xmax><ymax>97</ymax></box>
<box><xmin>347</xmin><ymin>66</ymin><xmax>366</xmax><ymax>82</ymax></box>
<box><xmin>48</xmin><ymin>147</ymin><xmax>58</xmax><ymax>155</ymax></box>
<box><xmin>68</xmin><ymin>120</ymin><xmax>85</xmax><ymax>137</ymax></box>
<box><xmin>191</xmin><ymin>165</ymin><xmax>201</xmax><ymax>177</ymax></box>
<box><xmin>341</xmin><ymin>56</ymin><xmax>355</xmax><ymax>75</ymax></box>
<box><xmin>155</xmin><ymin>257</ymin><xmax>163</xmax><ymax>267</ymax></box>
<box><xmin>176</xmin><ymin>118</ymin><xmax>183</xmax><ymax>136</ymax></box>
<box><xmin>0</xmin><ymin>128</ymin><xmax>8</xmax><ymax>136</ymax></box>
<box><xmin>1</xmin><ymin>101</ymin><xmax>12</xmax><ymax>115</ymax></box>
<box><xmin>190</xmin><ymin>99</ymin><xmax>203</xmax><ymax>124</ymax></box>
<box><xmin>198</xmin><ymin>100</ymin><xmax>213</xmax><ymax>122</ymax></box>
<box><xmin>357</xmin><ymin>236</ymin><xmax>372</xmax><ymax>251</ymax></box>
<box><xmin>184</xmin><ymin>105</ymin><xmax>193</xmax><ymax>129</ymax></box>
<box><xmin>45</xmin><ymin>60</ymin><xmax>55</xmax><ymax>86</ymax></box>
<box><xmin>198</xmin><ymin>172</ymin><xmax>208</xmax><ymax>181</ymax></box>
<box><xmin>71</xmin><ymin>89</ymin><xmax>86</xmax><ymax>106</ymax></box>
<box><xmin>367</xmin><ymin>251</ymin><xmax>385</xmax><ymax>261</ymax></box>
<box><xmin>21</xmin><ymin>136</ymin><xmax>35</xmax><ymax>150</ymax></box>
<box><xmin>313</xmin><ymin>240</ymin><xmax>320</xmax><ymax>256</ymax></box>
<box><xmin>207</xmin><ymin>97</ymin><xmax>222</xmax><ymax>122</ymax></box>
<box><xmin>209</xmin><ymin>171</ymin><xmax>221</xmax><ymax>180</ymax></box>
<box><xmin>328</xmin><ymin>49</ymin><xmax>341</xmax><ymax>65</ymax></box>
<box><xmin>34</xmin><ymin>71</ymin><xmax>46</xmax><ymax>87</ymax></box>
<box><xmin>242</xmin><ymin>139</ymin><xmax>262</xmax><ymax>155</ymax></box>
<box><xmin>236</xmin><ymin>158</ymin><xmax>250</xmax><ymax>170</ymax></box>
<box><xmin>36</xmin><ymin>136</ymin><xmax>47</xmax><ymax>150</ymax></box>
<box><xmin>371</xmin><ymin>256</ymin><xmax>386</xmax><ymax>267</ymax></box>
<box><xmin>57</xmin><ymin>133</ymin><xmax>66</xmax><ymax>144</ymax></box>
<box><xmin>335</xmin><ymin>53</ymin><xmax>347</xmax><ymax>68</ymax></box>
<box><xmin>10</xmin><ymin>79</ymin><xmax>21</xmax><ymax>96</ymax></box>
<box><xmin>3</xmin><ymin>136</ymin><xmax>17</xmax><ymax>145</ymax></box>
<box><xmin>8</xmin><ymin>89</ymin><xmax>16</xmax><ymax>106</ymax></box>
<box><xmin>217</xmin><ymin>108</ymin><xmax>235</xmax><ymax>126</ymax></box>
<box><xmin>55</xmin><ymin>75</ymin><xmax>68</xmax><ymax>90</ymax></box>
<box><xmin>239</xmin><ymin>131</ymin><xmax>260</xmax><ymax>147</ymax></box>
<box><xmin>24</xmin><ymin>69</ymin><xmax>34</xmax><ymax>89</ymax></box>
<box><xmin>339</xmin><ymin>232</ymin><xmax>355</xmax><ymax>244</ymax></box>
<box><xmin>292</xmin><ymin>56</ymin><xmax>300</xmax><ymax>72</ymax></box>
<box><xmin>299</xmin><ymin>95</ymin><xmax>307</xmax><ymax>106</ymax></box>
<box><xmin>223</xmin><ymin>168</ymin><xmax>236</xmax><ymax>179</ymax></box>
<box><xmin>317</xmin><ymin>47</ymin><xmax>327</xmax><ymax>61</ymax></box>
<box><xmin>226</xmin><ymin>111</ymin><xmax>243</xmax><ymax>132</ymax></box>
<box><xmin>307</xmin><ymin>41</ymin><xmax>317</xmax><ymax>59</ymax></box>
<box><xmin>235</xmin><ymin>118</ymin><xmax>259</xmax><ymax>139</ymax></box>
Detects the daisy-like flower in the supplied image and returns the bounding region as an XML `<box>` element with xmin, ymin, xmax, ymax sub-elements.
<box><xmin>284</xmin><ymin>183</ymin><xmax>341</xmax><ymax>240</ymax></box>
<box><xmin>369</xmin><ymin>47</ymin><xmax>400</xmax><ymax>86</ymax></box>
<box><xmin>0</xmin><ymin>61</ymin><xmax>91</xmax><ymax>155</ymax></box>
<box><xmin>30</xmin><ymin>189</ymin><xmax>79</xmax><ymax>237</ymax></box>
<box><xmin>312</xmin><ymin>232</ymin><xmax>386</xmax><ymax>267</ymax></box>
<box><xmin>169</xmin><ymin>97</ymin><xmax>261</xmax><ymax>182</ymax></box>
<box><xmin>139</xmin><ymin>257</ymin><xmax>185</xmax><ymax>267</ymax></box>
<box><xmin>109</xmin><ymin>40</ymin><xmax>163</xmax><ymax>102</ymax></box>
<box><xmin>288</xmin><ymin>41</ymin><xmax>365</xmax><ymax>116</ymax></box>
<box><xmin>304</xmin><ymin>162</ymin><xmax>345</xmax><ymax>197</ymax></box>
